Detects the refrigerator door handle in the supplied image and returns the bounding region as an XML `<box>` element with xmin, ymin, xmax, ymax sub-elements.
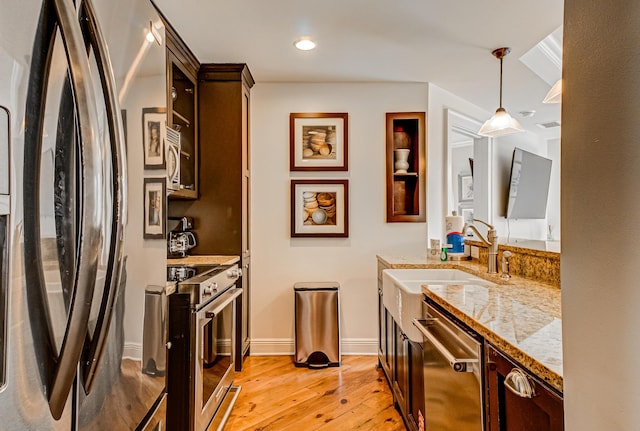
<box><xmin>23</xmin><ymin>0</ymin><xmax>103</xmax><ymax>420</ymax></box>
<box><xmin>77</xmin><ymin>0</ymin><xmax>128</xmax><ymax>394</ymax></box>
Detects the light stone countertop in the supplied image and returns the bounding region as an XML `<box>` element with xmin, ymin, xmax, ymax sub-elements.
<box><xmin>377</xmin><ymin>254</ymin><xmax>563</xmax><ymax>393</ymax></box>
<box><xmin>167</xmin><ymin>255</ymin><xmax>239</xmax><ymax>266</ymax></box>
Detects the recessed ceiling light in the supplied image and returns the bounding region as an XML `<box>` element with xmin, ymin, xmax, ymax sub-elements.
<box><xmin>294</xmin><ymin>38</ymin><xmax>316</xmax><ymax>51</ymax></box>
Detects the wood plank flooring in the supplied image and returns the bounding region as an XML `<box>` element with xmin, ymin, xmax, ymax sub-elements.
<box><xmin>218</xmin><ymin>356</ymin><xmax>406</xmax><ymax>431</ymax></box>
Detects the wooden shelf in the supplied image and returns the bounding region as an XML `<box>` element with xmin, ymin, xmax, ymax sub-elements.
<box><xmin>172</xmin><ymin>110</ymin><xmax>191</xmax><ymax>127</ymax></box>
<box><xmin>385</xmin><ymin>112</ymin><xmax>426</xmax><ymax>222</ymax></box>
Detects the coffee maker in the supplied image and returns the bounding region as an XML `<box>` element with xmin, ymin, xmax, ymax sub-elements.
<box><xmin>167</xmin><ymin>216</ymin><xmax>197</xmax><ymax>258</ymax></box>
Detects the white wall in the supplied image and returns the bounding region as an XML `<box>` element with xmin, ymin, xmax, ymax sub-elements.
<box><xmin>250</xmin><ymin>82</ymin><xmax>428</xmax><ymax>354</ymax></box>
<box><xmin>120</xmin><ymin>73</ymin><xmax>167</xmax><ymax>357</ymax></box>
<box><xmin>562</xmin><ymin>1</ymin><xmax>640</xmax><ymax>429</ymax></box>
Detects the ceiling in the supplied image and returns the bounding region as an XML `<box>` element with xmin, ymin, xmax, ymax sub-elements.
<box><xmin>153</xmin><ymin>0</ymin><xmax>564</xmax><ymax>137</ymax></box>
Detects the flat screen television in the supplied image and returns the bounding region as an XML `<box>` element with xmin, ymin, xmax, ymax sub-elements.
<box><xmin>506</xmin><ymin>148</ymin><xmax>552</xmax><ymax>219</ymax></box>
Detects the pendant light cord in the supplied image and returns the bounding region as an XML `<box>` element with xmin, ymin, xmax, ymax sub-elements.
<box><xmin>499</xmin><ymin>56</ymin><xmax>503</xmax><ymax>109</ymax></box>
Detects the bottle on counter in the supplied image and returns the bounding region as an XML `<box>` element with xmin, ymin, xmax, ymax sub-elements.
<box><xmin>440</xmin><ymin>247</ymin><xmax>448</xmax><ymax>261</ymax></box>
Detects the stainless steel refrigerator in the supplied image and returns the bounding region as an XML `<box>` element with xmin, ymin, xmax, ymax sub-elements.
<box><xmin>0</xmin><ymin>0</ymin><xmax>167</xmax><ymax>429</ymax></box>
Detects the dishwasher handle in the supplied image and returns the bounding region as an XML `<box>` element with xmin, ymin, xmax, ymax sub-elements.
<box><xmin>412</xmin><ymin>318</ymin><xmax>478</xmax><ymax>373</ymax></box>
<box><xmin>504</xmin><ymin>368</ymin><xmax>536</xmax><ymax>398</ymax></box>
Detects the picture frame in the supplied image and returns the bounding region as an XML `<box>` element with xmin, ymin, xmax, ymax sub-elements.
<box><xmin>291</xmin><ymin>179</ymin><xmax>349</xmax><ymax>238</ymax></box>
<box><xmin>143</xmin><ymin>177</ymin><xmax>166</xmax><ymax>239</ymax></box>
<box><xmin>142</xmin><ymin>107</ymin><xmax>166</xmax><ymax>169</ymax></box>
<box><xmin>458</xmin><ymin>202</ymin><xmax>474</xmax><ymax>226</ymax></box>
<box><xmin>458</xmin><ymin>173</ymin><xmax>474</xmax><ymax>202</ymax></box>
<box><xmin>289</xmin><ymin>112</ymin><xmax>348</xmax><ymax>171</ymax></box>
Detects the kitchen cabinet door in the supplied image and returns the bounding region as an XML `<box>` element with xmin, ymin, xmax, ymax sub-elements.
<box><xmin>393</xmin><ymin>325</ymin><xmax>423</xmax><ymax>431</ymax></box>
<box><xmin>378</xmin><ymin>283</ymin><xmax>393</xmax><ymax>382</ymax></box>
<box><xmin>408</xmin><ymin>339</ymin><xmax>425</xmax><ymax>431</ymax></box>
<box><xmin>393</xmin><ymin>325</ymin><xmax>409</xmax><ymax>417</ymax></box>
<box><xmin>166</xmin><ymin>27</ymin><xmax>199</xmax><ymax>199</ymax></box>
<box><xmin>486</xmin><ymin>344</ymin><xmax>564</xmax><ymax>431</ymax></box>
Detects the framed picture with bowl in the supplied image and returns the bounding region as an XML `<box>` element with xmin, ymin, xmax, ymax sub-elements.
<box><xmin>291</xmin><ymin>179</ymin><xmax>349</xmax><ymax>237</ymax></box>
<box><xmin>289</xmin><ymin>112</ymin><xmax>348</xmax><ymax>171</ymax></box>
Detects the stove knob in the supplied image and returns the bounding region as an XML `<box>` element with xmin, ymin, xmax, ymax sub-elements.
<box><xmin>228</xmin><ymin>267</ymin><xmax>243</xmax><ymax>279</ymax></box>
<box><xmin>203</xmin><ymin>282</ymin><xmax>218</xmax><ymax>295</ymax></box>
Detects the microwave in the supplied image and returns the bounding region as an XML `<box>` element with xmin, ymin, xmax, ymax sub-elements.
<box><xmin>166</xmin><ymin>126</ymin><xmax>181</xmax><ymax>192</ymax></box>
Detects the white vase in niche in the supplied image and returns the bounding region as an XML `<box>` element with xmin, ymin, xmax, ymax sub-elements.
<box><xmin>394</xmin><ymin>149</ymin><xmax>410</xmax><ymax>173</ymax></box>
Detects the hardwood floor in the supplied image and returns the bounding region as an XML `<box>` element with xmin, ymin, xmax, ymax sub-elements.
<box><xmin>219</xmin><ymin>356</ymin><xmax>406</xmax><ymax>431</ymax></box>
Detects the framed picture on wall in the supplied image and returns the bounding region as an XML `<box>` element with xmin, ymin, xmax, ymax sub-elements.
<box><xmin>459</xmin><ymin>203</ymin><xmax>474</xmax><ymax>226</ymax></box>
<box><xmin>458</xmin><ymin>173</ymin><xmax>474</xmax><ymax>202</ymax></box>
<box><xmin>291</xmin><ymin>179</ymin><xmax>349</xmax><ymax>237</ymax></box>
<box><xmin>143</xmin><ymin>177</ymin><xmax>166</xmax><ymax>239</ymax></box>
<box><xmin>142</xmin><ymin>107</ymin><xmax>166</xmax><ymax>169</ymax></box>
<box><xmin>289</xmin><ymin>112</ymin><xmax>348</xmax><ymax>171</ymax></box>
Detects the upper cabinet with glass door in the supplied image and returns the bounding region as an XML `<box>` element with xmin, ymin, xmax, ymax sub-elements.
<box><xmin>166</xmin><ymin>26</ymin><xmax>199</xmax><ymax>199</ymax></box>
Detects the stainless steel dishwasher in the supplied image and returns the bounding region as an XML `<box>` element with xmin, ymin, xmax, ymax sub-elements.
<box><xmin>413</xmin><ymin>302</ymin><xmax>484</xmax><ymax>431</ymax></box>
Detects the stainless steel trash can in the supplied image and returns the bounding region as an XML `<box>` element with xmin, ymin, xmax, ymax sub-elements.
<box><xmin>142</xmin><ymin>284</ymin><xmax>167</xmax><ymax>376</ymax></box>
<box><xmin>294</xmin><ymin>282</ymin><xmax>340</xmax><ymax>368</ymax></box>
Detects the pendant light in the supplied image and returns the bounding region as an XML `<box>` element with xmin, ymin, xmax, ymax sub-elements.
<box><xmin>543</xmin><ymin>79</ymin><xmax>562</xmax><ymax>103</ymax></box>
<box><xmin>478</xmin><ymin>47</ymin><xmax>524</xmax><ymax>137</ymax></box>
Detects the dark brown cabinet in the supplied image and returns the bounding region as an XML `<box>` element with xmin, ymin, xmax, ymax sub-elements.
<box><xmin>486</xmin><ymin>344</ymin><xmax>564</xmax><ymax>431</ymax></box>
<box><xmin>408</xmin><ymin>339</ymin><xmax>424</xmax><ymax>431</ymax></box>
<box><xmin>377</xmin><ymin>262</ymin><xmax>423</xmax><ymax>431</ymax></box>
<box><xmin>169</xmin><ymin>64</ymin><xmax>254</xmax><ymax>370</ymax></box>
<box><xmin>394</xmin><ymin>325</ymin><xmax>409</xmax><ymax>415</ymax></box>
<box><xmin>166</xmin><ymin>27</ymin><xmax>199</xmax><ymax>199</ymax></box>
<box><xmin>392</xmin><ymin>324</ymin><xmax>424</xmax><ymax>431</ymax></box>
<box><xmin>385</xmin><ymin>112</ymin><xmax>426</xmax><ymax>222</ymax></box>
<box><xmin>377</xmin><ymin>280</ymin><xmax>393</xmax><ymax>381</ymax></box>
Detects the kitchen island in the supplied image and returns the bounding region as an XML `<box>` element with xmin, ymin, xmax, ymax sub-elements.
<box><xmin>377</xmin><ymin>254</ymin><xmax>562</xmax><ymax>392</ymax></box>
<box><xmin>377</xmin><ymin>254</ymin><xmax>564</xmax><ymax>431</ymax></box>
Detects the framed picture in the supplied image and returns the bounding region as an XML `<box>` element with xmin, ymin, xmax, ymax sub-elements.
<box><xmin>458</xmin><ymin>203</ymin><xmax>474</xmax><ymax>226</ymax></box>
<box><xmin>142</xmin><ymin>107</ymin><xmax>166</xmax><ymax>169</ymax></box>
<box><xmin>458</xmin><ymin>173</ymin><xmax>474</xmax><ymax>202</ymax></box>
<box><xmin>291</xmin><ymin>179</ymin><xmax>349</xmax><ymax>237</ymax></box>
<box><xmin>289</xmin><ymin>112</ymin><xmax>348</xmax><ymax>171</ymax></box>
<box><xmin>143</xmin><ymin>178</ymin><xmax>166</xmax><ymax>239</ymax></box>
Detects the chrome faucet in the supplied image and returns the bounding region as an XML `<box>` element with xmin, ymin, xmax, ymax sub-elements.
<box><xmin>462</xmin><ymin>218</ymin><xmax>498</xmax><ymax>274</ymax></box>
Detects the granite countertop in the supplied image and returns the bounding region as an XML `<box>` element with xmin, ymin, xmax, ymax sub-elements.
<box><xmin>167</xmin><ymin>255</ymin><xmax>240</xmax><ymax>266</ymax></box>
<box><xmin>377</xmin><ymin>254</ymin><xmax>563</xmax><ymax>393</ymax></box>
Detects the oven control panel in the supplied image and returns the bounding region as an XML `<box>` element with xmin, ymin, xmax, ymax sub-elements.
<box><xmin>177</xmin><ymin>264</ymin><xmax>240</xmax><ymax>306</ymax></box>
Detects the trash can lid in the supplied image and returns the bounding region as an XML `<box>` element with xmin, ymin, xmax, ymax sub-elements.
<box><xmin>294</xmin><ymin>282</ymin><xmax>340</xmax><ymax>291</ymax></box>
<box><xmin>145</xmin><ymin>284</ymin><xmax>166</xmax><ymax>294</ymax></box>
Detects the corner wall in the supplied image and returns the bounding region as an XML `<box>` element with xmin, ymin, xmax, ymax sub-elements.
<box><xmin>562</xmin><ymin>0</ymin><xmax>640</xmax><ymax>429</ymax></box>
<box><xmin>250</xmin><ymin>82</ymin><xmax>428</xmax><ymax>354</ymax></box>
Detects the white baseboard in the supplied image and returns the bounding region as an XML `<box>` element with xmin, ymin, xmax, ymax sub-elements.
<box><xmin>123</xmin><ymin>342</ymin><xmax>142</xmax><ymax>361</ymax></box>
<box><xmin>249</xmin><ymin>338</ymin><xmax>377</xmax><ymax>356</ymax></box>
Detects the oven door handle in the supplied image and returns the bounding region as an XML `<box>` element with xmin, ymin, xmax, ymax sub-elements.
<box><xmin>203</xmin><ymin>288</ymin><xmax>242</xmax><ymax>318</ymax></box>
<box><xmin>412</xmin><ymin>318</ymin><xmax>478</xmax><ymax>373</ymax></box>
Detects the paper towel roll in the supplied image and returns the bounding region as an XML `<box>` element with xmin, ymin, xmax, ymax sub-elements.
<box><xmin>445</xmin><ymin>213</ymin><xmax>464</xmax><ymax>234</ymax></box>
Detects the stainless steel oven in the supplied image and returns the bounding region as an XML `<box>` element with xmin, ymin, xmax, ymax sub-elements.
<box><xmin>413</xmin><ymin>302</ymin><xmax>485</xmax><ymax>431</ymax></box>
<box><xmin>167</xmin><ymin>264</ymin><xmax>242</xmax><ymax>431</ymax></box>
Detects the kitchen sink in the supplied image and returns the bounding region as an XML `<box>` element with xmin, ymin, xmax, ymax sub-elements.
<box><xmin>382</xmin><ymin>268</ymin><xmax>494</xmax><ymax>342</ymax></box>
